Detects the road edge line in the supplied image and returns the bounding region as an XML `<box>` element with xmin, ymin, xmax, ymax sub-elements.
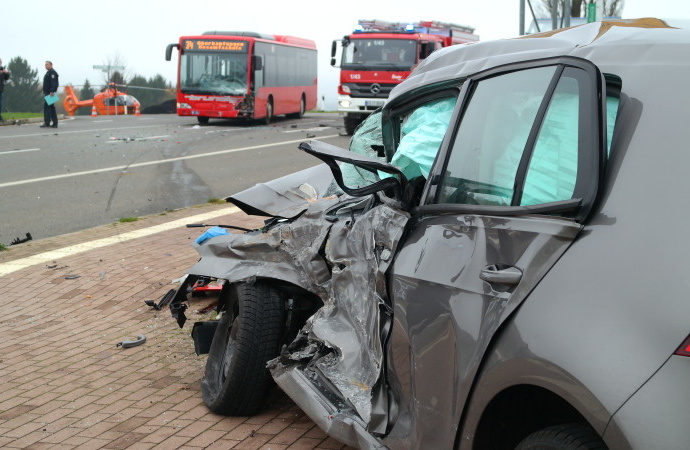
<box><xmin>0</xmin><ymin>206</ymin><xmax>241</xmax><ymax>277</ymax></box>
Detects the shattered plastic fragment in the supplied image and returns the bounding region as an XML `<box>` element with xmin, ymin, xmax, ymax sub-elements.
<box><xmin>194</xmin><ymin>226</ymin><xmax>230</xmax><ymax>245</ymax></box>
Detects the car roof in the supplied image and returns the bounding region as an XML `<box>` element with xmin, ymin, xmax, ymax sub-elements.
<box><xmin>389</xmin><ymin>18</ymin><xmax>690</xmax><ymax>102</ymax></box>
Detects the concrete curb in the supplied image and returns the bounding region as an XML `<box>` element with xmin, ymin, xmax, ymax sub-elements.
<box><xmin>0</xmin><ymin>114</ymin><xmax>68</xmax><ymax>127</ymax></box>
<box><xmin>0</xmin><ymin>117</ymin><xmax>43</xmax><ymax>126</ymax></box>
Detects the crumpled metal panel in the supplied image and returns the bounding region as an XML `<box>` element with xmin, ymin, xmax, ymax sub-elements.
<box><xmin>226</xmin><ymin>163</ymin><xmax>335</xmax><ymax>219</ymax></box>
<box><xmin>306</xmin><ymin>202</ymin><xmax>409</xmax><ymax>423</ymax></box>
<box><xmin>187</xmin><ymin>189</ymin><xmax>409</xmax><ymax>431</ymax></box>
<box><xmin>269</xmin><ymin>200</ymin><xmax>409</xmax><ymax>425</ymax></box>
<box><xmin>187</xmin><ymin>196</ymin><xmax>340</xmax><ymax>298</ymax></box>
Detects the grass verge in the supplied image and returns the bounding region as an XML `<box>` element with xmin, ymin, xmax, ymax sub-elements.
<box><xmin>2</xmin><ymin>112</ymin><xmax>42</xmax><ymax>120</ymax></box>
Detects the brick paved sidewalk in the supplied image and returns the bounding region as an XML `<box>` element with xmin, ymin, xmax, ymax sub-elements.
<box><xmin>0</xmin><ymin>204</ymin><xmax>352</xmax><ymax>450</ymax></box>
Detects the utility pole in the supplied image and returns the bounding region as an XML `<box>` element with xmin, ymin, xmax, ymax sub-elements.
<box><xmin>92</xmin><ymin>64</ymin><xmax>125</xmax><ymax>85</ymax></box>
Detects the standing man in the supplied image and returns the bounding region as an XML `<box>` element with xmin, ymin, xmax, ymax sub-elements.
<box><xmin>41</xmin><ymin>60</ymin><xmax>59</xmax><ymax>128</ymax></box>
<box><xmin>0</xmin><ymin>58</ymin><xmax>9</xmax><ymax>121</ymax></box>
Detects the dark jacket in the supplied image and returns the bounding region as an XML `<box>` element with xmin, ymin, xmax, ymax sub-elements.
<box><xmin>0</xmin><ymin>69</ymin><xmax>8</xmax><ymax>93</ymax></box>
<box><xmin>43</xmin><ymin>68</ymin><xmax>59</xmax><ymax>95</ymax></box>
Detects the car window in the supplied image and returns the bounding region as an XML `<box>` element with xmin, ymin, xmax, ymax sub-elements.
<box><xmin>437</xmin><ymin>66</ymin><xmax>558</xmax><ymax>206</ymax></box>
<box><xmin>338</xmin><ymin>109</ymin><xmax>385</xmax><ymax>191</ymax></box>
<box><xmin>521</xmin><ymin>73</ymin><xmax>580</xmax><ymax>205</ymax></box>
<box><xmin>434</xmin><ymin>64</ymin><xmax>607</xmax><ymax>212</ymax></box>
<box><xmin>390</xmin><ymin>96</ymin><xmax>458</xmax><ymax>180</ymax></box>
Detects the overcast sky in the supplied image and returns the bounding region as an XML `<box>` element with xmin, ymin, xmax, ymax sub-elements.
<box><xmin>2</xmin><ymin>0</ymin><xmax>688</xmax><ymax>109</ymax></box>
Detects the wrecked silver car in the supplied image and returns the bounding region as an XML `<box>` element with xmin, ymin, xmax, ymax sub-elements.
<box><xmin>163</xmin><ymin>19</ymin><xmax>690</xmax><ymax>449</ymax></box>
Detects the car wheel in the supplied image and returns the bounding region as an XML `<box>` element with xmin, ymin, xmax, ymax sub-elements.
<box><xmin>201</xmin><ymin>281</ymin><xmax>285</xmax><ymax>415</ymax></box>
<box><xmin>516</xmin><ymin>423</ymin><xmax>607</xmax><ymax>450</ymax></box>
<box><xmin>197</xmin><ymin>116</ymin><xmax>210</xmax><ymax>125</ymax></box>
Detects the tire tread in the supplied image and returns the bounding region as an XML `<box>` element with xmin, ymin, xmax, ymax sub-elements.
<box><xmin>201</xmin><ymin>282</ymin><xmax>285</xmax><ymax>415</ymax></box>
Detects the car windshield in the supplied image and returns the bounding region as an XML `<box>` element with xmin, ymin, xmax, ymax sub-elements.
<box><xmin>341</xmin><ymin>38</ymin><xmax>417</xmax><ymax>71</ymax></box>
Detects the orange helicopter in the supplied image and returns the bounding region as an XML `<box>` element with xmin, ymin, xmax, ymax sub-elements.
<box><xmin>63</xmin><ymin>83</ymin><xmax>141</xmax><ymax>116</ymax></box>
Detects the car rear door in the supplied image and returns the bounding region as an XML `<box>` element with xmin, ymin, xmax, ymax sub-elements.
<box><xmin>384</xmin><ymin>58</ymin><xmax>609</xmax><ymax>449</ymax></box>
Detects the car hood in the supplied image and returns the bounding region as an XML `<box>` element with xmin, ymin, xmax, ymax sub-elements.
<box><xmin>226</xmin><ymin>163</ymin><xmax>336</xmax><ymax>219</ymax></box>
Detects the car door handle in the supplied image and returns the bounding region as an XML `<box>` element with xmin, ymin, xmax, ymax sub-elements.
<box><xmin>480</xmin><ymin>265</ymin><xmax>523</xmax><ymax>286</ymax></box>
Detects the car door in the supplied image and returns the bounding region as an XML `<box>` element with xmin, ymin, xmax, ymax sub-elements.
<box><xmin>383</xmin><ymin>58</ymin><xmax>608</xmax><ymax>449</ymax></box>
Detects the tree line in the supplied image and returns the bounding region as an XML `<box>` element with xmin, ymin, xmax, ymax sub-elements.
<box><xmin>2</xmin><ymin>56</ymin><xmax>175</xmax><ymax>115</ymax></box>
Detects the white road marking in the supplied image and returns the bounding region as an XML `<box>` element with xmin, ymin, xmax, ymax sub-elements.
<box><xmin>0</xmin><ymin>134</ymin><xmax>339</xmax><ymax>189</ymax></box>
<box><xmin>0</xmin><ymin>206</ymin><xmax>241</xmax><ymax>277</ymax></box>
<box><xmin>283</xmin><ymin>127</ymin><xmax>334</xmax><ymax>133</ymax></box>
<box><xmin>104</xmin><ymin>135</ymin><xmax>170</xmax><ymax>144</ymax></box>
<box><xmin>298</xmin><ymin>120</ymin><xmax>339</xmax><ymax>126</ymax></box>
<box><xmin>0</xmin><ymin>124</ymin><xmax>169</xmax><ymax>140</ymax></box>
<box><xmin>1</xmin><ymin>148</ymin><xmax>41</xmax><ymax>155</ymax></box>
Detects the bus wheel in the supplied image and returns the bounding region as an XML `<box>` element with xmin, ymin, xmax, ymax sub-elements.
<box><xmin>287</xmin><ymin>97</ymin><xmax>305</xmax><ymax>119</ymax></box>
<box><xmin>197</xmin><ymin>116</ymin><xmax>210</xmax><ymax>125</ymax></box>
<box><xmin>263</xmin><ymin>100</ymin><xmax>273</xmax><ymax>125</ymax></box>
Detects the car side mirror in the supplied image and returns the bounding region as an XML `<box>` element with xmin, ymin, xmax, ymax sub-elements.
<box><xmin>298</xmin><ymin>140</ymin><xmax>407</xmax><ymax>202</ymax></box>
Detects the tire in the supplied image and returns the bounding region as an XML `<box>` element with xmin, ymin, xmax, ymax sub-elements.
<box><xmin>344</xmin><ymin>116</ymin><xmax>361</xmax><ymax>135</ymax></box>
<box><xmin>263</xmin><ymin>99</ymin><xmax>273</xmax><ymax>125</ymax></box>
<box><xmin>197</xmin><ymin>116</ymin><xmax>210</xmax><ymax>125</ymax></box>
<box><xmin>201</xmin><ymin>281</ymin><xmax>285</xmax><ymax>415</ymax></box>
<box><xmin>516</xmin><ymin>423</ymin><xmax>607</xmax><ymax>450</ymax></box>
<box><xmin>287</xmin><ymin>96</ymin><xmax>305</xmax><ymax>119</ymax></box>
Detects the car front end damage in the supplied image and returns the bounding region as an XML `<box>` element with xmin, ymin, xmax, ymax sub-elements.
<box><xmin>165</xmin><ymin>143</ymin><xmax>410</xmax><ymax>447</ymax></box>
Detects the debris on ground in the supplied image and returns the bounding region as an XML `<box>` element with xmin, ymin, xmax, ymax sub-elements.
<box><xmin>144</xmin><ymin>289</ymin><xmax>176</xmax><ymax>310</ymax></box>
<box><xmin>116</xmin><ymin>335</ymin><xmax>147</xmax><ymax>348</ymax></box>
<box><xmin>10</xmin><ymin>233</ymin><xmax>32</xmax><ymax>245</ymax></box>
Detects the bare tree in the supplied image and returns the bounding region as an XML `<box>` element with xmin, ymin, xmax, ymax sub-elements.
<box><xmin>99</xmin><ymin>51</ymin><xmax>130</xmax><ymax>86</ymax></box>
<box><xmin>539</xmin><ymin>0</ymin><xmax>624</xmax><ymax>18</ymax></box>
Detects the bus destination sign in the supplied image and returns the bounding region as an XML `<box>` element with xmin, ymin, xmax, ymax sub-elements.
<box><xmin>183</xmin><ymin>40</ymin><xmax>247</xmax><ymax>52</ymax></box>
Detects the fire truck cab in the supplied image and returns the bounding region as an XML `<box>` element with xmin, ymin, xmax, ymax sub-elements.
<box><xmin>331</xmin><ymin>19</ymin><xmax>478</xmax><ymax>134</ymax></box>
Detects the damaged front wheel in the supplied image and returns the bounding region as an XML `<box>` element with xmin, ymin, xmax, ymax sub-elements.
<box><xmin>201</xmin><ymin>281</ymin><xmax>285</xmax><ymax>415</ymax></box>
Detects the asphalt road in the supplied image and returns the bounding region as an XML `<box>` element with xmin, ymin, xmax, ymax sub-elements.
<box><xmin>0</xmin><ymin>113</ymin><xmax>351</xmax><ymax>244</ymax></box>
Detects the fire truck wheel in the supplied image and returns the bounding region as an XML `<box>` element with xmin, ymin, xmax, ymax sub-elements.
<box><xmin>197</xmin><ymin>116</ymin><xmax>210</xmax><ymax>125</ymax></box>
<box><xmin>344</xmin><ymin>117</ymin><xmax>361</xmax><ymax>135</ymax></box>
<box><xmin>201</xmin><ymin>281</ymin><xmax>285</xmax><ymax>415</ymax></box>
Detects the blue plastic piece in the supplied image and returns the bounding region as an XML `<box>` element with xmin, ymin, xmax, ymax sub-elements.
<box><xmin>195</xmin><ymin>226</ymin><xmax>230</xmax><ymax>245</ymax></box>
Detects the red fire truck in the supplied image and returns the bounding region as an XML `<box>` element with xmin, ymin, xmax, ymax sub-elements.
<box><xmin>331</xmin><ymin>20</ymin><xmax>479</xmax><ymax>134</ymax></box>
<box><xmin>166</xmin><ymin>32</ymin><xmax>317</xmax><ymax>125</ymax></box>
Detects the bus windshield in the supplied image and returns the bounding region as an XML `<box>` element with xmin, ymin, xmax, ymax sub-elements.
<box><xmin>181</xmin><ymin>41</ymin><xmax>249</xmax><ymax>95</ymax></box>
<box><xmin>341</xmin><ymin>38</ymin><xmax>417</xmax><ymax>71</ymax></box>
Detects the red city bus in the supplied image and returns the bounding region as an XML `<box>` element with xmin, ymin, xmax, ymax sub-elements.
<box><xmin>166</xmin><ymin>31</ymin><xmax>317</xmax><ymax>125</ymax></box>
